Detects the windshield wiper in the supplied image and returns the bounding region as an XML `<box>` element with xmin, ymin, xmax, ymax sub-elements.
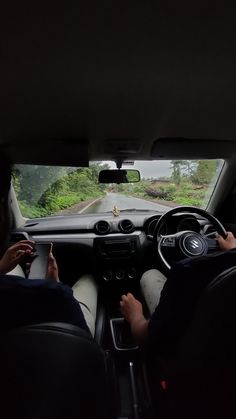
<box><xmin>103</xmin><ymin>208</ymin><xmax>162</xmax><ymax>213</ymax></box>
<box><xmin>120</xmin><ymin>208</ymin><xmax>157</xmax><ymax>212</ymax></box>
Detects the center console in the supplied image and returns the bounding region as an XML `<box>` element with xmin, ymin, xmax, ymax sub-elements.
<box><xmin>110</xmin><ymin>318</ymin><xmax>138</xmax><ymax>351</ymax></box>
<box><xmin>108</xmin><ymin>317</ymin><xmax>152</xmax><ymax>418</ymax></box>
<box><xmin>94</xmin><ymin>236</ymin><xmax>138</xmax><ymax>258</ymax></box>
<box><xmin>94</xmin><ymin>233</ymin><xmax>144</xmax><ymax>282</ymax></box>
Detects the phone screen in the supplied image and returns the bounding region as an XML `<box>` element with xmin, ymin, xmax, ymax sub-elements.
<box><xmin>28</xmin><ymin>242</ymin><xmax>52</xmax><ymax>280</ymax></box>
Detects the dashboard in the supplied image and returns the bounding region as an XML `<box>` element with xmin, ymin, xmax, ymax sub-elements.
<box><xmin>15</xmin><ymin>211</ymin><xmax>213</xmax><ymax>236</ymax></box>
<box><xmin>144</xmin><ymin>213</ymin><xmax>209</xmax><ymax>236</ymax></box>
<box><xmin>12</xmin><ymin>211</ymin><xmax>214</xmax><ymax>284</ymax></box>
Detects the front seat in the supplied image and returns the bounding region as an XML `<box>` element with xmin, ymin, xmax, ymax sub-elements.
<box><xmin>167</xmin><ymin>266</ymin><xmax>236</xmax><ymax>419</ymax></box>
<box><xmin>0</xmin><ymin>322</ymin><xmax>112</xmax><ymax>419</ymax></box>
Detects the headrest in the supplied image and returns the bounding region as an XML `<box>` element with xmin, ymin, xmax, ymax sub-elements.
<box><xmin>179</xmin><ymin>265</ymin><xmax>236</xmax><ymax>363</ymax></box>
<box><xmin>0</xmin><ymin>322</ymin><xmax>108</xmax><ymax>419</ymax></box>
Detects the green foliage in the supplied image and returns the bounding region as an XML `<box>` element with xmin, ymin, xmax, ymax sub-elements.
<box><xmin>172</xmin><ymin>181</ymin><xmax>206</xmax><ymax>206</ymax></box>
<box><xmin>12</xmin><ymin>160</ymin><xmax>222</xmax><ymax>217</ymax></box>
<box><xmin>170</xmin><ymin>160</ymin><xmax>221</xmax><ymax>186</ymax></box>
<box><xmin>12</xmin><ymin>170</ymin><xmax>21</xmax><ymax>196</ymax></box>
<box><xmin>116</xmin><ymin>162</ymin><xmax>220</xmax><ymax>208</ymax></box>
<box><xmin>13</xmin><ymin>165</ymin><xmax>69</xmax><ymax>205</ymax></box>
<box><xmin>12</xmin><ymin>163</ymin><xmax>108</xmax><ymax>218</ymax></box>
<box><xmin>170</xmin><ymin>160</ymin><xmax>183</xmax><ymax>185</ymax></box>
<box><xmin>131</xmin><ymin>180</ymin><xmax>150</xmax><ymax>196</ymax></box>
<box><xmin>191</xmin><ymin>160</ymin><xmax>218</xmax><ymax>185</ymax></box>
<box><xmin>127</xmin><ymin>170</ymin><xmax>140</xmax><ymax>182</ymax></box>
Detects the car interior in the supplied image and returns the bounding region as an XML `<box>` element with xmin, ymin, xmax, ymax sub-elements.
<box><xmin>1</xmin><ymin>2</ymin><xmax>236</xmax><ymax>419</ymax></box>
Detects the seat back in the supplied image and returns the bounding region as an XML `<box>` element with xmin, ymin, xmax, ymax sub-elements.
<box><xmin>168</xmin><ymin>266</ymin><xmax>236</xmax><ymax>419</ymax></box>
<box><xmin>0</xmin><ymin>322</ymin><xmax>111</xmax><ymax>419</ymax></box>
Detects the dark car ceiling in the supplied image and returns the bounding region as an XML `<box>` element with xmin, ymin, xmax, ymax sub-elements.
<box><xmin>1</xmin><ymin>1</ymin><xmax>236</xmax><ymax>165</ymax></box>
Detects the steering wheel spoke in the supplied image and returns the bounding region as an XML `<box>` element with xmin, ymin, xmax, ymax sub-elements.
<box><xmin>205</xmin><ymin>236</ymin><xmax>219</xmax><ymax>251</ymax></box>
<box><xmin>153</xmin><ymin>206</ymin><xmax>227</xmax><ymax>270</ymax></box>
<box><xmin>159</xmin><ymin>234</ymin><xmax>177</xmax><ymax>248</ymax></box>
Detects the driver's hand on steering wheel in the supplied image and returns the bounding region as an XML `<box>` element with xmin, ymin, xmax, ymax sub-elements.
<box><xmin>217</xmin><ymin>231</ymin><xmax>236</xmax><ymax>251</ymax></box>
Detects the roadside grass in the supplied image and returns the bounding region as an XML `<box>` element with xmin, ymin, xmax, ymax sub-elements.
<box><xmin>18</xmin><ymin>192</ymin><xmax>104</xmax><ymax>218</ymax></box>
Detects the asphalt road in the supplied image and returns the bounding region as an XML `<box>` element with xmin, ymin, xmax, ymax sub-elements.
<box><xmin>82</xmin><ymin>192</ymin><xmax>171</xmax><ymax>214</ymax></box>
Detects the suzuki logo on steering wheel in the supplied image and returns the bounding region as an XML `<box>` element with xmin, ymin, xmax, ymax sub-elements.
<box><xmin>190</xmin><ymin>240</ymin><xmax>199</xmax><ymax>249</ymax></box>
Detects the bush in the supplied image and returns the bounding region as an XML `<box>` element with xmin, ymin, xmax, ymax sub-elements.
<box><xmin>14</xmin><ymin>165</ymin><xmax>106</xmax><ymax>218</ymax></box>
<box><xmin>172</xmin><ymin>182</ymin><xmax>206</xmax><ymax>207</ymax></box>
<box><xmin>18</xmin><ymin>201</ymin><xmax>49</xmax><ymax>218</ymax></box>
<box><xmin>19</xmin><ymin>190</ymin><xmax>104</xmax><ymax>218</ymax></box>
<box><xmin>115</xmin><ymin>179</ymin><xmax>207</xmax><ymax>207</ymax></box>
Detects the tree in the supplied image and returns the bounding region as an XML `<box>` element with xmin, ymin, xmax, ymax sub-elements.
<box><xmin>14</xmin><ymin>165</ymin><xmax>67</xmax><ymax>205</ymax></box>
<box><xmin>191</xmin><ymin>160</ymin><xmax>218</xmax><ymax>185</ymax></box>
<box><xmin>12</xmin><ymin>163</ymin><xmax>109</xmax><ymax>217</ymax></box>
<box><xmin>170</xmin><ymin>160</ymin><xmax>184</xmax><ymax>185</ymax></box>
<box><xmin>181</xmin><ymin>160</ymin><xmax>198</xmax><ymax>177</ymax></box>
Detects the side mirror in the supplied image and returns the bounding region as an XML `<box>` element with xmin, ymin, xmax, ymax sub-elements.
<box><xmin>98</xmin><ymin>169</ymin><xmax>140</xmax><ymax>184</ymax></box>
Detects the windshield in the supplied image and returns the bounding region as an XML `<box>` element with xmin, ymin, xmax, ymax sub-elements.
<box><xmin>12</xmin><ymin>160</ymin><xmax>224</xmax><ymax>218</ymax></box>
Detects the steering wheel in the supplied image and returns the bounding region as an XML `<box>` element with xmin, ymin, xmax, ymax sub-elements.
<box><xmin>153</xmin><ymin>206</ymin><xmax>227</xmax><ymax>270</ymax></box>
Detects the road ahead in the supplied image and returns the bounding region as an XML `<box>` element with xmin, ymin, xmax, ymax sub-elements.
<box><xmin>82</xmin><ymin>193</ymin><xmax>171</xmax><ymax>214</ymax></box>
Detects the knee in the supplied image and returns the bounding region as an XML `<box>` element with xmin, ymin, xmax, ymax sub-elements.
<box><xmin>73</xmin><ymin>274</ymin><xmax>98</xmax><ymax>292</ymax></box>
<box><xmin>140</xmin><ymin>269</ymin><xmax>160</xmax><ymax>287</ymax></box>
<box><xmin>78</xmin><ymin>274</ymin><xmax>96</xmax><ymax>284</ymax></box>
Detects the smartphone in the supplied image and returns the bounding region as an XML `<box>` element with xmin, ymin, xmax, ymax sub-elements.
<box><xmin>28</xmin><ymin>242</ymin><xmax>52</xmax><ymax>280</ymax></box>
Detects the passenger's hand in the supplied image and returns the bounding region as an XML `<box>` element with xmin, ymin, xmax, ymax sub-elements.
<box><xmin>217</xmin><ymin>231</ymin><xmax>236</xmax><ymax>250</ymax></box>
<box><xmin>0</xmin><ymin>240</ymin><xmax>35</xmax><ymax>274</ymax></box>
<box><xmin>46</xmin><ymin>252</ymin><xmax>59</xmax><ymax>282</ymax></box>
<box><xmin>120</xmin><ymin>293</ymin><xmax>143</xmax><ymax>324</ymax></box>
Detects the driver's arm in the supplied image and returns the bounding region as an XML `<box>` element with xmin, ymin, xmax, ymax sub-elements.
<box><xmin>217</xmin><ymin>232</ymin><xmax>236</xmax><ymax>250</ymax></box>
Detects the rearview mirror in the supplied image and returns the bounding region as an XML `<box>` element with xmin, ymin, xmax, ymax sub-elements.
<box><xmin>98</xmin><ymin>169</ymin><xmax>140</xmax><ymax>183</ymax></box>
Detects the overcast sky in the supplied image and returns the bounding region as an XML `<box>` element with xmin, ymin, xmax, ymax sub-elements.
<box><xmin>105</xmin><ymin>160</ymin><xmax>172</xmax><ymax>179</ymax></box>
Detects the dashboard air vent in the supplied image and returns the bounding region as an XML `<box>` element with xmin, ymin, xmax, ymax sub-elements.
<box><xmin>119</xmin><ymin>219</ymin><xmax>134</xmax><ymax>234</ymax></box>
<box><xmin>95</xmin><ymin>220</ymin><xmax>110</xmax><ymax>235</ymax></box>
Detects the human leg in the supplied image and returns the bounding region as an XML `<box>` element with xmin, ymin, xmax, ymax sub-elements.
<box><xmin>72</xmin><ymin>274</ymin><xmax>98</xmax><ymax>337</ymax></box>
<box><xmin>140</xmin><ymin>269</ymin><xmax>167</xmax><ymax>315</ymax></box>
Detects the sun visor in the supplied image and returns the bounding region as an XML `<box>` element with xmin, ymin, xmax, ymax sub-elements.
<box><xmin>151</xmin><ymin>138</ymin><xmax>236</xmax><ymax>159</ymax></box>
<box><xmin>1</xmin><ymin>140</ymin><xmax>89</xmax><ymax>167</ymax></box>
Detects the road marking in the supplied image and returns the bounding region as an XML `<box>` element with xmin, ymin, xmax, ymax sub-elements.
<box><xmin>78</xmin><ymin>197</ymin><xmax>102</xmax><ymax>214</ymax></box>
